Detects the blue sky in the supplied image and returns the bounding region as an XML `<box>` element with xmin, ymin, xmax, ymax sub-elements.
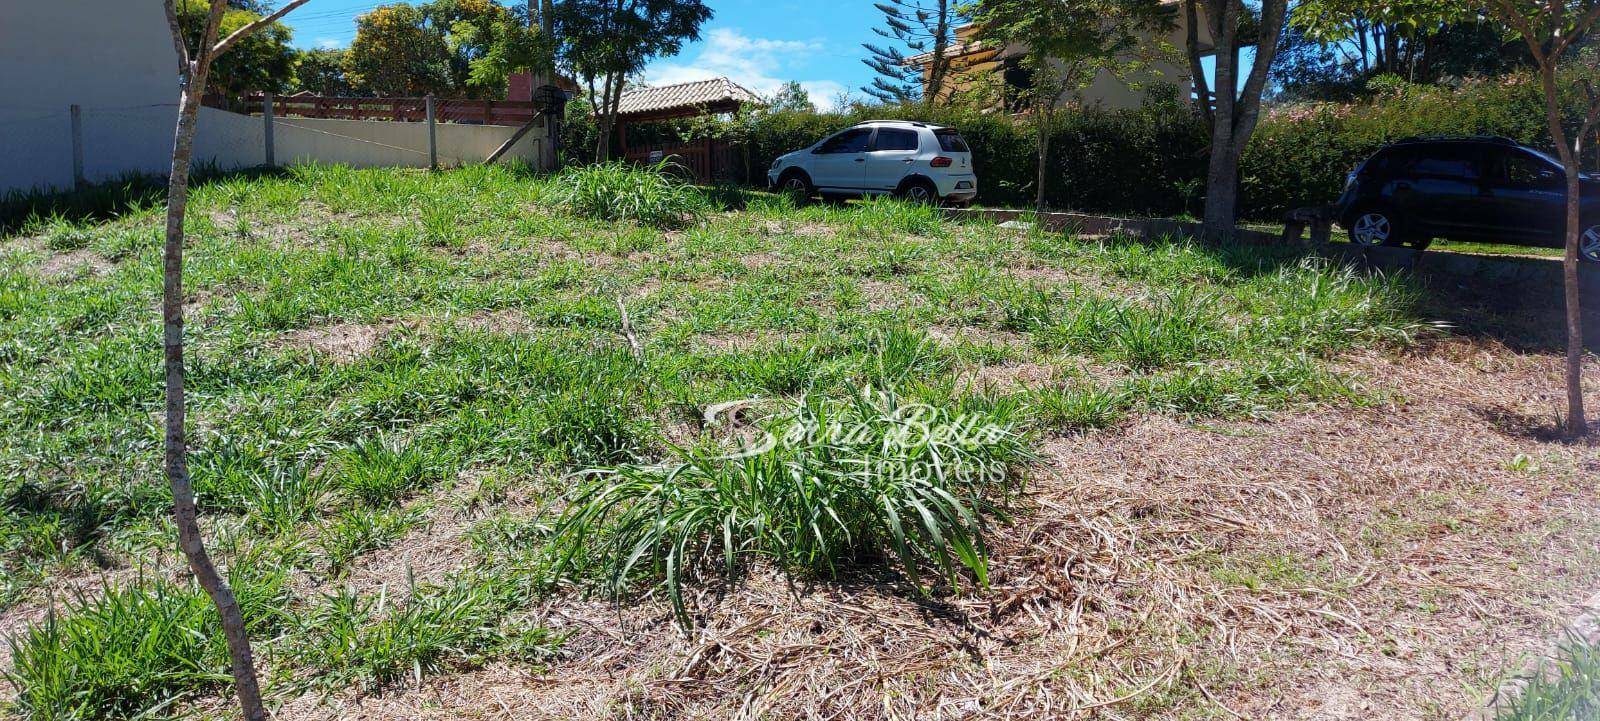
<box><xmin>281</xmin><ymin>0</ymin><xmax>884</xmax><ymax>110</ymax></box>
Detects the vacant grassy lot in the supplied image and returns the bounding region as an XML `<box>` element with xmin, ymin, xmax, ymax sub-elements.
<box><xmin>2</xmin><ymin>164</ymin><xmax>1597</xmax><ymax>720</ymax></box>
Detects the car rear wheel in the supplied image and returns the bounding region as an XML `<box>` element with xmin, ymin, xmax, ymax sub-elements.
<box><xmin>1581</xmin><ymin>225</ymin><xmax>1600</xmax><ymax>263</ymax></box>
<box><xmin>1349</xmin><ymin>209</ymin><xmax>1405</xmax><ymax>248</ymax></box>
<box><xmin>899</xmin><ymin>179</ymin><xmax>938</xmax><ymax>205</ymax></box>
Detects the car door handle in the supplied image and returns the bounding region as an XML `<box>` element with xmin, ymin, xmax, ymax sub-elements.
<box><xmin>902</xmin><ymin>159</ymin><xmax>915</xmax><ymax>163</ymax></box>
<box><xmin>854</xmin><ymin>158</ymin><xmax>865</xmax><ymax>162</ymax></box>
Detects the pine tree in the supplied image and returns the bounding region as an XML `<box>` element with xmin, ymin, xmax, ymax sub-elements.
<box><xmin>862</xmin><ymin>0</ymin><xmax>961</xmax><ymax>105</ymax></box>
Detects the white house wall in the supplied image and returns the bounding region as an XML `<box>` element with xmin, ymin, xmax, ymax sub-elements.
<box><xmin>0</xmin><ymin>0</ymin><xmax>181</xmax><ymax>194</ymax></box>
<box><xmin>1</xmin><ymin>2</ymin><xmax>539</xmax><ymax>196</ymax></box>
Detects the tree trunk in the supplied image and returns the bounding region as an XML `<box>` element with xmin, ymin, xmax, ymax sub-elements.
<box><xmin>1537</xmin><ymin>63</ymin><xmax>1589</xmax><ymax>438</ymax></box>
<box><xmin>1382</xmin><ymin>23</ymin><xmax>1400</xmax><ymax>75</ymax></box>
<box><xmin>1561</xmin><ymin>165</ymin><xmax>1588</xmax><ymax>438</ymax></box>
<box><xmin>1197</xmin><ymin>0</ymin><xmax>1286</xmax><ymax>242</ymax></box>
<box><xmin>1202</xmin><ymin>136</ymin><xmax>1240</xmax><ymax>236</ymax></box>
<box><xmin>165</xmin><ymin>73</ymin><xmax>270</xmax><ymax>721</ymax></box>
<box><xmin>1035</xmin><ymin>106</ymin><xmax>1050</xmax><ymax>214</ymax></box>
<box><xmin>925</xmin><ymin>0</ymin><xmax>951</xmax><ymax>105</ymax></box>
<box><xmin>1183</xmin><ymin>0</ymin><xmax>1213</xmax><ymax>124</ymax></box>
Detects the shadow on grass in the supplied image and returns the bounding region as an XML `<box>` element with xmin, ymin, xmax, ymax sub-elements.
<box><xmin>1</xmin><ymin>164</ymin><xmax>293</xmax><ymax>236</ymax></box>
<box><xmin>1083</xmin><ymin>228</ymin><xmax>1600</xmax><ymax>355</ymax></box>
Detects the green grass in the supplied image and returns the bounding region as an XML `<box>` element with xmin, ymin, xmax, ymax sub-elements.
<box><xmin>1498</xmin><ymin>637</ymin><xmax>1600</xmax><ymax>721</ymax></box>
<box><xmin>550</xmin><ymin>389</ymin><xmax>1034</xmax><ymax>626</ymax></box>
<box><xmin>547</xmin><ymin>160</ymin><xmax>708</xmax><ymax>229</ymax></box>
<box><xmin>290</xmin><ymin>572</ymin><xmax>560</xmax><ymax>694</ymax></box>
<box><xmin>4</xmin><ymin>562</ymin><xmax>290</xmax><ymax>720</ymax></box>
<box><xmin>0</xmin><ymin>163</ymin><xmax>1431</xmax><ymax>715</ymax></box>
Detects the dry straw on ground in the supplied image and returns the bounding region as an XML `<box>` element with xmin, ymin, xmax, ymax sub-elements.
<box><xmin>280</xmin><ymin>338</ymin><xmax>1600</xmax><ymax>721</ymax></box>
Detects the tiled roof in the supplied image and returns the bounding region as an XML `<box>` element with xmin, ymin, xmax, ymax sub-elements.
<box><xmin>617</xmin><ymin>77</ymin><xmax>762</xmax><ymax>117</ymax></box>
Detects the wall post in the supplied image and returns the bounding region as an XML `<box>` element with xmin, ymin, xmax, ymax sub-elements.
<box><xmin>70</xmin><ymin>104</ymin><xmax>85</xmax><ymax>190</ymax></box>
<box><xmin>425</xmin><ymin>95</ymin><xmax>438</xmax><ymax>171</ymax></box>
<box><xmin>262</xmin><ymin>93</ymin><xmax>275</xmax><ymax>167</ymax></box>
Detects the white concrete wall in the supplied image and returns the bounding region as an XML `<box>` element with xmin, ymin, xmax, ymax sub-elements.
<box><xmin>0</xmin><ymin>0</ymin><xmax>180</xmax><ymax>194</ymax></box>
<box><xmin>196</xmin><ymin>111</ymin><xmax>544</xmax><ymax>171</ymax></box>
<box><xmin>0</xmin><ymin>2</ymin><xmax>540</xmax><ymax>195</ymax></box>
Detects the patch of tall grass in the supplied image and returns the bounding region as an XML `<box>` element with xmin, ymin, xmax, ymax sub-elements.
<box><xmin>292</xmin><ymin>573</ymin><xmax>560</xmax><ymax>693</ymax></box>
<box><xmin>1498</xmin><ymin>636</ymin><xmax>1600</xmax><ymax>721</ymax></box>
<box><xmin>4</xmin><ymin>565</ymin><xmax>290</xmax><ymax>720</ymax></box>
<box><xmin>548</xmin><ymin>161</ymin><xmax>707</xmax><ymax>229</ymax></box>
<box><xmin>550</xmin><ymin>389</ymin><xmax>1033</xmax><ymax>626</ymax></box>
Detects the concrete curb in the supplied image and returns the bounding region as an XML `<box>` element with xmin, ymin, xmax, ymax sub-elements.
<box><xmin>1461</xmin><ymin>590</ymin><xmax>1600</xmax><ymax>720</ymax></box>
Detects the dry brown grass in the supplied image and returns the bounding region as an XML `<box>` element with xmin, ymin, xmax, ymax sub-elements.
<box><xmin>284</xmin><ymin>338</ymin><xmax>1600</xmax><ymax>721</ymax></box>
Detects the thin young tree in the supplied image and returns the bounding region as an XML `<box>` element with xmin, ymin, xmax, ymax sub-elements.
<box><xmin>1487</xmin><ymin>0</ymin><xmax>1600</xmax><ymax>438</ymax></box>
<box><xmin>161</xmin><ymin>1</ymin><xmax>312</xmax><ymax>718</ymax></box>
<box><xmin>559</xmin><ymin>0</ymin><xmax>712</xmax><ymax>161</ymax></box>
<box><xmin>862</xmin><ymin>0</ymin><xmax>962</xmax><ymax>105</ymax></box>
<box><xmin>971</xmin><ymin>0</ymin><xmax>1174</xmax><ymax>213</ymax></box>
<box><xmin>1181</xmin><ymin>0</ymin><xmax>1289</xmax><ymax>240</ymax></box>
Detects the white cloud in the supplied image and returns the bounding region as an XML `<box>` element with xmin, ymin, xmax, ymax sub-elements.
<box><xmin>644</xmin><ymin>29</ymin><xmax>848</xmax><ymax>111</ymax></box>
<box><xmin>315</xmin><ymin>38</ymin><xmax>342</xmax><ymax>49</ymax></box>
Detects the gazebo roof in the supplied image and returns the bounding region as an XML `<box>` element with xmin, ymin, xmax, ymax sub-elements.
<box><xmin>617</xmin><ymin>77</ymin><xmax>762</xmax><ymax>119</ymax></box>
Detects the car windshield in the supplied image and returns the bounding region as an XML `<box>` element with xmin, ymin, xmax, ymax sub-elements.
<box><xmin>1523</xmin><ymin>146</ymin><xmax>1563</xmax><ymax>168</ymax></box>
<box><xmin>935</xmin><ymin>130</ymin><xmax>969</xmax><ymax>153</ymax></box>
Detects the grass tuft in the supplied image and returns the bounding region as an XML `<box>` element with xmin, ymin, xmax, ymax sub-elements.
<box><xmin>4</xmin><ymin>566</ymin><xmax>289</xmax><ymax>721</ymax></box>
<box><xmin>548</xmin><ymin>161</ymin><xmax>707</xmax><ymax>229</ymax></box>
<box><xmin>550</xmin><ymin>389</ymin><xmax>1033</xmax><ymax>627</ymax></box>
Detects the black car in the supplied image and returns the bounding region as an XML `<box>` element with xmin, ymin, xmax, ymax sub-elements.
<box><xmin>1334</xmin><ymin>136</ymin><xmax>1600</xmax><ymax>262</ymax></box>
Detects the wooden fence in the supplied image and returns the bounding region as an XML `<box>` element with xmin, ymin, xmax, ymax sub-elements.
<box><xmin>225</xmin><ymin>94</ymin><xmax>538</xmax><ymax>126</ymax></box>
<box><xmin>623</xmin><ymin>140</ymin><xmax>743</xmax><ymax>183</ymax></box>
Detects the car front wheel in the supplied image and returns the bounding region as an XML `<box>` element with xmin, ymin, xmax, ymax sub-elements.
<box><xmin>777</xmin><ymin>171</ymin><xmax>813</xmax><ymax>201</ymax></box>
<box><xmin>1349</xmin><ymin>209</ymin><xmax>1404</xmax><ymax>248</ymax></box>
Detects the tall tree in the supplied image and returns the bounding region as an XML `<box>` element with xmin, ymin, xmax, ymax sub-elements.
<box><xmin>1287</xmin><ymin>0</ymin><xmax>1493</xmax><ymax>85</ymax></box>
<box><xmin>293</xmin><ymin>47</ymin><xmax>356</xmax><ymax>96</ymax></box>
<box><xmin>426</xmin><ymin>0</ymin><xmax>518</xmax><ymax>97</ymax></box>
<box><xmin>160</xmin><ymin>5</ymin><xmax>311</xmax><ymax>720</ymax></box>
<box><xmin>1183</xmin><ymin>0</ymin><xmax>1288</xmax><ymax>240</ymax></box>
<box><xmin>557</xmin><ymin>0</ymin><xmax>713</xmax><ymax>160</ymax></box>
<box><xmin>1487</xmin><ymin>0</ymin><xmax>1600</xmax><ymax>438</ymax></box>
<box><xmin>345</xmin><ymin>3</ymin><xmax>455</xmax><ymax>95</ymax></box>
<box><xmin>863</xmin><ymin>0</ymin><xmax>963</xmax><ymax>105</ymax></box>
<box><xmin>458</xmin><ymin>2</ymin><xmax>555</xmax><ymax>93</ymax></box>
<box><xmin>972</xmin><ymin>0</ymin><xmax>1174</xmax><ymax>212</ymax></box>
<box><xmin>768</xmin><ymin>80</ymin><xmax>817</xmax><ymax>113</ymax></box>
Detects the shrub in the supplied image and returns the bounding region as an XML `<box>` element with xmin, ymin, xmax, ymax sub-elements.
<box><xmin>547</xmin><ymin>161</ymin><xmax>708</xmax><ymax>229</ymax></box>
<box><xmin>550</xmin><ymin>389</ymin><xmax>1034</xmax><ymax>626</ymax></box>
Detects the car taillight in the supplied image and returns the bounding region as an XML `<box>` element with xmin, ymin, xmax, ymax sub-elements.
<box><xmin>930</xmin><ymin>156</ymin><xmax>953</xmax><ymax>168</ymax></box>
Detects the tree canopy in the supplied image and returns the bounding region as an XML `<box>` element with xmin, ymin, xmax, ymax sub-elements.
<box><xmin>862</xmin><ymin>0</ymin><xmax>964</xmax><ymax>105</ymax></box>
<box><xmin>177</xmin><ymin>0</ymin><xmax>299</xmax><ymax>102</ymax></box>
<box><xmin>556</xmin><ymin>0</ymin><xmax>714</xmax><ymax>158</ymax></box>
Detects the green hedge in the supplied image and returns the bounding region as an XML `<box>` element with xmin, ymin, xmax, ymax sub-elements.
<box><xmin>564</xmin><ymin>73</ymin><xmax>1591</xmax><ymax>221</ymax></box>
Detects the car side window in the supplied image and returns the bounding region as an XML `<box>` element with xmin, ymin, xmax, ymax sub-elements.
<box><xmin>1500</xmin><ymin>150</ymin><xmax>1560</xmax><ymax>188</ymax></box>
<box><xmin>816</xmin><ymin>129</ymin><xmax>872</xmax><ymax>154</ymax></box>
<box><xmin>1410</xmin><ymin>147</ymin><xmax>1481</xmax><ymax>181</ymax></box>
<box><xmin>873</xmin><ymin>129</ymin><xmax>919</xmax><ymax>152</ymax></box>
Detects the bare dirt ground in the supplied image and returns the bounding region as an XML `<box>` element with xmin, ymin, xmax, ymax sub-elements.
<box><xmin>280</xmin><ymin>337</ymin><xmax>1600</xmax><ymax>721</ymax></box>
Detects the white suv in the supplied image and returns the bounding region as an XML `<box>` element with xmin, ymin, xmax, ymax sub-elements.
<box><xmin>767</xmin><ymin>121</ymin><xmax>977</xmax><ymax>206</ymax></box>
